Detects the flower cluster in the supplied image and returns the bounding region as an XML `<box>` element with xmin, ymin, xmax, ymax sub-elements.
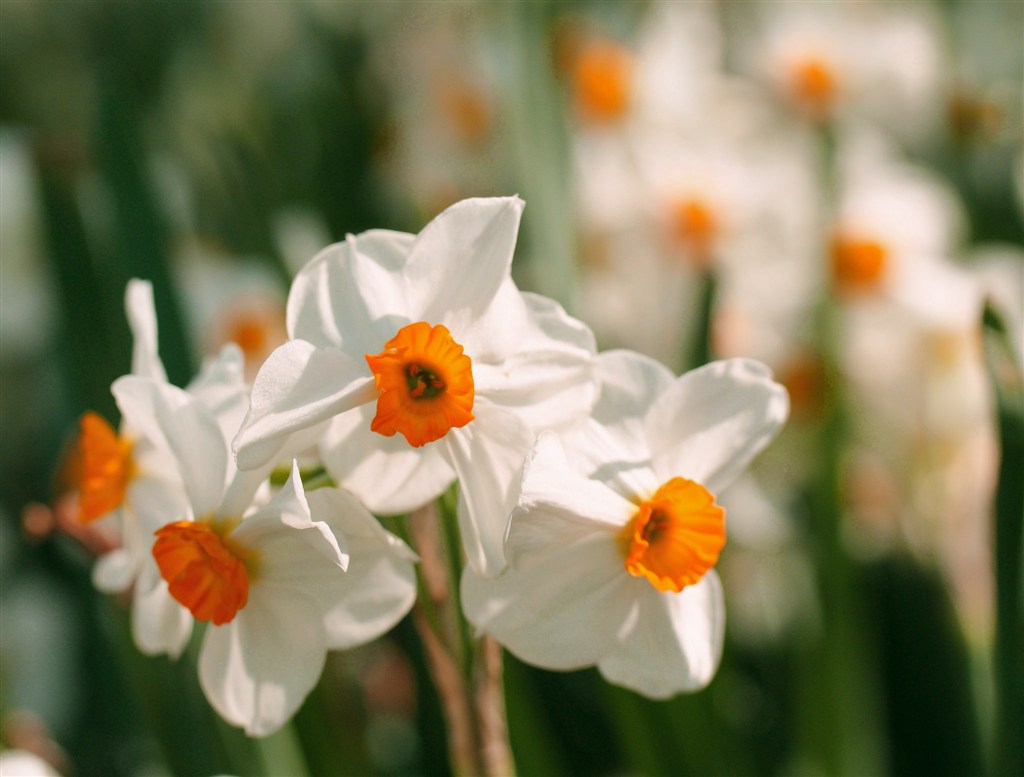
<box><xmin>71</xmin><ymin>196</ymin><xmax>788</xmax><ymax>736</ymax></box>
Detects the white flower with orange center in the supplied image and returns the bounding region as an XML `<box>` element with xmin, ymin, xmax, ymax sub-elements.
<box><xmin>746</xmin><ymin>1</ymin><xmax>944</xmax><ymax>138</ymax></box>
<box><xmin>233</xmin><ymin>197</ymin><xmax>597</xmax><ymax>576</ymax></box>
<box><xmin>829</xmin><ymin>150</ymin><xmax>966</xmax><ymax>305</ymax></box>
<box><xmin>70</xmin><ymin>279</ymin><xmax>202</xmax><ymax>596</ymax></box>
<box><xmin>462</xmin><ymin>351</ymin><xmax>788</xmax><ymax>697</ymax></box>
<box><xmin>115</xmin><ymin>374</ymin><xmax>416</xmax><ymax>735</ymax></box>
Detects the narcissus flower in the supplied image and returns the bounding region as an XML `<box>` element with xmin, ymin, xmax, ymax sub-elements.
<box><xmin>115</xmin><ymin>374</ymin><xmax>417</xmax><ymax>735</ymax></box>
<box><xmin>462</xmin><ymin>351</ymin><xmax>788</xmax><ymax>697</ymax></box>
<box><xmin>70</xmin><ymin>280</ymin><xmax>194</xmax><ymax>595</ymax></box>
<box><xmin>233</xmin><ymin>197</ymin><xmax>597</xmax><ymax>576</ymax></box>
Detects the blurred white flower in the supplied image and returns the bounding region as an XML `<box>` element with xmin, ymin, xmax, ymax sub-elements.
<box><xmin>742</xmin><ymin>0</ymin><xmax>946</xmax><ymax>140</ymax></box>
<box><xmin>234</xmin><ymin>197</ymin><xmax>597</xmax><ymax>576</ymax></box>
<box><xmin>463</xmin><ymin>351</ymin><xmax>788</xmax><ymax>697</ymax></box>
<box><xmin>173</xmin><ymin>237</ymin><xmax>288</xmax><ymax>381</ymax></box>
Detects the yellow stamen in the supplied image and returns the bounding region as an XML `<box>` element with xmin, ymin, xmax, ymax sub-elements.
<box><xmin>74</xmin><ymin>412</ymin><xmax>135</xmax><ymax>524</ymax></box>
<box><xmin>153</xmin><ymin>521</ymin><xmax>250</xmax><ymax>625</ymax></box>
<box><xmin>365</xmin><ymin>322</ymin><xmax>475</xmax><ymax>447</ymax></box>
<box><xmin>572</xmin><ymin>40</ymin><xmax>633</xmax><ymax>123</ymax></box>
<box><xmin>620</xmin><ymin>478</ymin><xmax>725</xmax><ymax>592</ymax></box>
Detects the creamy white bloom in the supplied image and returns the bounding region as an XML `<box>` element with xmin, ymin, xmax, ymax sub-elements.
<box><xmin>115</xmin><ymin>374</ymin><xmax>417</xmax><ymax>736</ymax></box>
<box><xmin>233</xmin><ymin>197</ymin><xmax>597</xmax><ymax>576</ymax></box>
<box><xmin>742</xmin><ymin>0</ymin><xmax>945</xmax><ymax>139</ymax></box>
<box><xmin>462</xmin><ymin>351</ymin><xmax>789</xmax><ymax>697</ymax></box>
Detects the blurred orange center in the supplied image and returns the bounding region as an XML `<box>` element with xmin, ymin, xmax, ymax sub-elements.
<box><xmin>75</xmin><ymin>412</ymin><xmax>135</xmax><ymax>524</ymax></box>
<box><xmin>792</xmin><ymin>58</ymin><xmax>836</xmax><ymax>112</ymax></box>
<box><xmin>365</xmin><ymin>321</ymin><xmax>475</xmax><ymax>447</ymax></box>
<box><xmin>831</xmin><ymin>236</ymin><xmax>888</xmax><ymax>292</ymax></box>
<box><xmin>573</xmin><ymin>40</ymin><xmax>633</xmax><ymax>122</ymax></box>
<box><xmin>153</xmin><ymin>521</ymin><xmax>249</xmax><ymax>625</ymax></box>
<box><xmin>218</xmin><ymin>303</ymin><xmax>286</xmax><ymax>361</ymax></box>
<box><xmin>671</xmin><ymin>198</ymin><xmax>718</xmax><ymax>262</ymax></box>
<box><xmin>621</xmin><ymin>478</ymin><xmax>726</xmax><ymax>592</ymax></box>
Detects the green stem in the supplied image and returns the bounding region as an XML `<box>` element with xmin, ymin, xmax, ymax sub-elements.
<box><xmin>436</xmin><ymin>489</ymin><xmax>475</xmax><ymax>683</ymax></box>
<box><xmin>254</xmin><ymin>722</ymin><xmax>310</xmax><ymax>777</ymax></box>
<box><xmin>682</xmin><ymin>268</ymin><xmax>717</xmax><ymax>371</ymax></box>
<box><xmin>983</xmin><ymin>305</ymin><xmax>1024</xmax><ymax>777</ymax></box>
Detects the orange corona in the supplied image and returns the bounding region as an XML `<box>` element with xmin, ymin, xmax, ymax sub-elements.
<box><xmin>791</xmin><ymin>58</ymin><xmax>837</xmax><ymax>117</ymax></box>
<box><xmin>831</xmin><ymin>236</ymin><xmax>887</xmax><ymax>294</ymax></box>
<box><xmin>671</xmin><ymin>198</ymin><xmax>718</xmax><ymax>266</ymax></box>
<box><xmin>75</xmin><ymin>412</ymin><xmax>135</xmax><ymax>524</ymax></box>
<box><xmin>573</xmin><ymin>40</ymin><xmax>633</xmax><ymax>123</ymax></box>
<box><xmin>621</xmin><ymin>478</ymin><xmax>726</xmax><ymax>592</ymax></box>
<box><xmin>153</xmin><ymin>521</ymin><xmax>250</xmax><ymax>625</ymax></box>
<box><xmin>365</xmin><ymin>322</ymin><xmax>475</xmax><ymax>448</ymax></box>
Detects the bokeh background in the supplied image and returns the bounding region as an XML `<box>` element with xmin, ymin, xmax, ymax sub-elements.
<box><xmin>1</xmin><ymin>1</ymin><xmax>1022</xmax><ymax>776</ymax></box>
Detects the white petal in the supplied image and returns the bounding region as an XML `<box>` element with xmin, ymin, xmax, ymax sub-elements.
<box><xmin>318</xmin><ymin>404</ymin><xmax>455</xmax><ymax>515</ymax></box>
<box><xmin>597</xmin><ymin>572</ymin><xmax>725</xmax><ymax>697</ymax></box>
<box><xmin>407</xmin><ymin>197</ymin><xmax>525</xmax><ymax>327</ymax></box>
<box><xmin>590</xmin><ymin>349</ymin><xmax>675</xmax><ymax>443</ymax></box>
<box><xmin>186</xmin><ymin>342</ymin><xmax>250</xmax><ymax>443</ymax></box>
<box><xmin>131</xmin><ymin>564</ymin><xmax>193</xmax><ymax>659</ymax></box>
<box><xmin>287</xmin><ymin>230</ymin><xmax>415</xmax><ymax>351</ymax></box>
<box><xmin>199</xmin><ymin>589</ymin><xmax>327</xmax><ymax>736</ymax></box>
<box><xmin>461</xmin><ymin>527</ymin><xmax>638</xmax><ymax>670</ymax></box>
<box><xmin>97</xmin><ymin>474</ymin><xmax>190</xmax><ymax>594</ymax></box>
<box><xmin>92</xmin><ymin>547</ymin><xmax>135</xmax><ymax>594</ymax></box>
<box><xmin>644</xmin><ymin>359</ymin><xmax>789</xmax><ymax>493</ymax></box>
<box><xmin>508</xmin><ymin>433</ymin><xmax>636</xmax><ymax>570</ymax></box>
<box><xmin>473</xmin><ymin>291</ymin><xmax>598</xmax><ymax>434</ymax></box>
<box><xmin>230</xmin><ymin>462</ymin><xmax>347</xmax><ymax>573</ymax></box>
<box><xmin>125</xmin><ymin>278</ymin><xmax>167</xmax><ymax>382</ymax></box>
<box><xmin>306</xmin><ymin>488</ymin><xmax>418</xmax><ymax>649</ymax></box>
<box><xmin>115</xmin><ymin>376</ymin><xmax>227</xmax><ymax>518</ymax></box>
<box><xmin>442</xmin><ymin>401</ymin><xmax>535</xmax><ymax>577</ymax></box>
<box><xmin>127</xmin><ymin>472</ymin><xmax>191</xmax><ymax>534</ymax></box>
<box><xmin>232</xmin><ymin>340</ymin><xmax>376</xmax><ymax>471</ymax></box>
<box><xmin>560</xmin><ymin>350</ymin><xmax>674</xmax><ymax>499</ymax></box>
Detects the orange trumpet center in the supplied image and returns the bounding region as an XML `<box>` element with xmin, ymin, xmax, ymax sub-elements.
<box><xmin>831</xmin><ymin>236</ymin><xmax>888</xmax><ymax>294</ymax></box>
<box><xmin>671</xmin><ymin>197</ymin><xmax>718</xmax><ymax>266</ymax></box>
<box><xmin>620</xmin><ymin>478</ymin><xmax>726</xmax><ymax>593</ymax></box>
<box><xmin>790</xmin><ymin>57</ymin><xmax>837</xmax><ymax>117</ymax></box>
<box><xmin>74</xmin><ymin>412</ymin><xmax>135</xmax><ymax>524</ymax></box>
<box><xmin>365</xmin><ymin>321</ymin><xmax>475</xmax><ymax>448</ymax></box>
<box><xmin>153</xmin><ymin>521</ymin><xmax>250</xmax><ymax>626</ymax></box>
<box><xmin>572</xmin><ymin>39</ymin><xmax>633</xmax><ymax>123</ymax></box>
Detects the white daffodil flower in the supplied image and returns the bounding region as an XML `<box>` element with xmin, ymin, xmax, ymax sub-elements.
<box><xmin>462</xmin><ymin>350</ymin><xmax>789</xmax><ymax>697</ymax></box>
<box><xmin>114</xmin><ymin>374</ymin><xmax>417</xmax><ymax>736</ymax></box>
<box><xmin>232</xmin><ymin>196</ymin><xmax>597</xmax><ymax>577</ymax></box>
<box><xmin>77</xmin><ymin>280</ymin><xmax>250</xmax><ymax>598</ymax></box>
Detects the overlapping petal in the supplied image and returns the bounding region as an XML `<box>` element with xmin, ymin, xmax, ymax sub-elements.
<box><xmin>287</xmin><ymin>230</ymin><xmax>415</xmax><ymax>351</ymax></box>
<box><xmin>306</xmin><ymin>487</ymin><xmax>417</xmax><ymax>649</ymax></box>
<box><xmin>319</xmin><ymin>404</ymin><xmax>455</xmax><ymax>515</ymax></box>
<box><xmin>443</xmin><ymin>399</ymin><xmax>535</xmax><ymax>577</ymax></box>
<box><xmin>462</xmin><ymin>521</ymin><xmax>638</xmax><ymax>670</ymax></box>
<box><xmin>233</xmin><ymin>340</ymin><xmax>377</xmax><ymax>471</ymax></box>
<box><xmin>472</xmin><ymin>292</ymin><xmax>597</xmax><ymax>433</ymax></box>
<box><xmin>644</xmin><ymin>359</ymin><xmax>789</xmax><ymax>493</ymax></box>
